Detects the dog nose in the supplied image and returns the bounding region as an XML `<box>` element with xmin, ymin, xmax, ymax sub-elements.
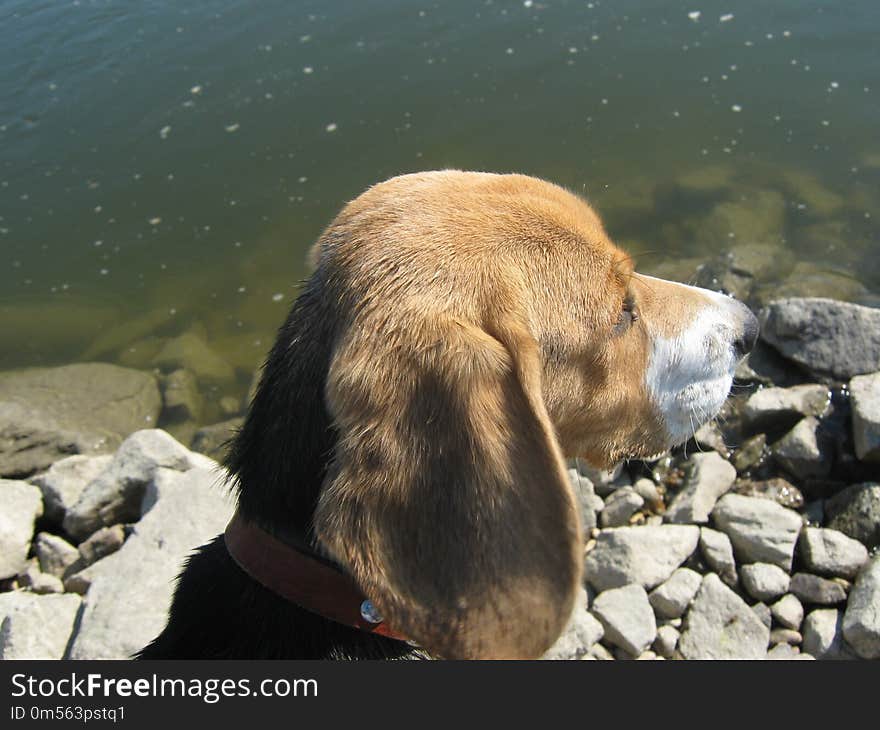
<box><xmin>734</xmin><ymin>308</ymin><xmax>760</xmax><ymax>358</ymax></box>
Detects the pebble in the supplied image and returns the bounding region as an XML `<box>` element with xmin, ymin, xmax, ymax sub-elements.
<box><xmin>770</xmin><ymin>594</ymin><xmax>804</xmax><ymax>630</ymax></box>
<box><xmin>665</xmin><ymin>451</ymin><xmax>736</xmax><ymax>524</ymax></box>
<box><xmin>740</xmin><ymin>563</ymin><xmax>791</xmax><ymax>602</ymax></box>
<box><xmin>789</xmin><ymin>573</ymin><xmax>848</xmax><ymax>605</ymax></box>
<box><xmin>648</xmin><ymin>567</ymin><xmax>703</xmax><ymax>619</ymax></box>
<box><xmin>600</xmin><ymin>486</ymin><xmax>644</xmax><ymax>527</ymax></box>
<box><xmin>591</xmin><ymin>584</ymin><xmax>657</xmax><ymax>657</ymax></box>
<box><xmin>653</xmin><ymin>625</ymin><xmax>680</xmax><ymax>658</ymax></box>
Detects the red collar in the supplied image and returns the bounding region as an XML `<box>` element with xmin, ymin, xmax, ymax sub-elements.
<box><xmin>223</xmin><ymin>512</ymin><xmax>408</xmax><ymax>642</ymax></box>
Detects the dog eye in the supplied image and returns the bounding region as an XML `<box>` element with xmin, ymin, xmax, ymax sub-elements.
<box><xmin>614</xmin><ymin>299</ymin><xmax>638</xmax><ymax>334</ymax></box>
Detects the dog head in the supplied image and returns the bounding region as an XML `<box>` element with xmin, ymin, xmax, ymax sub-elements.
<box><xmin>270</xmin><ymin>171</ymin><xmax>756</xmax><ymax>659</ymax></box>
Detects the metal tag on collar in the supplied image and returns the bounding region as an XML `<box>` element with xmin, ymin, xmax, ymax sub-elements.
<box><xmin>359</xmin><ymin>599</ymin><xmax>383</xmax><ymax>625</ymax></box>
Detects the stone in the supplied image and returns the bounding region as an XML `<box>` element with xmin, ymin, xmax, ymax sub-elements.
<box><xmin>0</xmin><ymin>363</ymin><xmax>161</xmax><ymax>478</ymax></box>
<box><xmin>679</xmin><ymin>574</ymin><xmax>770</xmax><ymax>659</ymax></box>
<box><xmin>665</xmin><ymin>452</ymin><xmax>736</xmax><ymax>524</ymax></box>
<box><xmin>542</xmin><ymin>590</ymin><xmax>605</xmax><ymax>660</ymax></box>
<box><xmin>798</xmin><ymin>527</ymin><xmax>869</xmax><ymax>579</ymax></box>
<box><xmin>733</xmin><ymin>477</ymin><xmax>804</xmax><ymax>510</ymax></box>
<box><xmin>770</xmin><ymin>628</ymin><xmax>802</xmax><ymax>646</ymax></box>
<box><xmin>19</xmin><ymin>563</ymin><xmax>64</xmax><ymax>594</ymax></box>
<box><xmin>825</xmin><ymin>483</ymin><xmax>880</xmax><ymax>549</ymax></box>
<box><xmin>850</xmin><ymin>372</ymin><xmax>880</xmax><ymax>461</ymax></box>
<box><xmin>740</xmin><ymin>563</ymin><xmax>791</xmax><ymax>602</ymax></box>
<box><xmin>190</xmin><ymin>418</ymin><xmax>243</xmax><ymax>461</ymax></box>
<box><xmin>772</xmin><ymin>417</ymin><xmax>831</xmax><ymax>480</ymax></box>
<box><xmin>699</xmin><ymin>527</ymin><xmax>738</xmax><ymax>586</ymax></box>
<box><xmin>842</xmin><ymin>556</ymin><xmax>880</xmax><ymax>659</ymax></box>
<box><xmin>151</xmin><ymin>332</ymin><xmax>235</xmax><ymax>383</ymax></box>
<box><xmin>730</xmin><ymin>434</ymin><xmax>767</xmax><ymax>473</ymax></box>
<box><xmin>802</xmin><ymin>608</ymin><xmax>853</xmax><ymax>660</ymax></box>
<box><xmin>78</xmin><ymin>525</ymin><xmax>126</xmax><ymax>566</ymax></box>
<box><xmin>741</xmin><ymin>384</ymin><xmax>831</xmax><ymax>432</ymax></box>
<box><xmin>583</xmin><ymin>525</ymin><xmax>700</xmax><ymax>592</ymax></box>
<box><xmin>567</xmin><ymin>468</ymin><xmax>603</xmax><ymax>535</ymax></box>
<box><xmin>587</xmin><ymin>643</ymin><xmax>614</xmax><ymax>661</ymax></box>
<box><xmin>161</xmin><ymin>369</ymin><xmax>203</xmax><ymax>423</ymax></box>
<box><xmin>771</xmin><ymin>594</ymin><xmax>804</xmax><ymax>631</ymax></box>
<box><xmin>653</xmin><ymin>625</ymin><xmax>680</xmax><ymax>659</ymax></box>
<box><xmin>63</xmin><ymin>429</ymin><xmax>198</xmax><ymax>541</ymax></box>
<box><xmin>33</xmin><ymin>532</ymin><xmax>80</xmax><ymax>578</ymax></box>
<box><xmin>0</xmin><ymin>592</ymin><xmax>82</xmax><ymax>659</ymax></box>
<box><xmin>591</xmin><ymin>585</ymin><xmax>657</xmax><ymax>657</ymax></box>
<box><xmin>767</xmin><ymin>643</ymin><xmax>804</xmax><ymax>660</ymax></box>
<box><xmin>751</xmin><ymin>602</ymin><xmax>773</xmax><ymax>630</ymax></box>
<box><xmin>648</xmin><ymin>568</ymin><xmax>703</xmax><ymax>619</ymax></box>
<box><xmin>693</xmin><ymin>421</ymin><xmax>730</xmax><ymax>458</ymax></box>
<box><xmin>67</xmin><ymin>465</ymin><xmax>234</xmax><ymax>659</ymax></box>
<box><xmin>28</xmin><ymin>454</ymin><xmax>112</xmax><ymax>525</ymax></box>
<box><xmin>600</xmin><ymin>486</ymin><xmax>643</xmax><ymax>528</ymax></box>
<box><xmin>711</xmin><ymin>493</ymin><xmax>803</xmax><ymax>571</ymax></box>
<box><xmin>632</xmin><ymin>478</ymin><xmax>662</xmax><ymax>510</ymax></box>
<box><xmin>789</xmin><ymin>573</ymin><xmax>848</xmax><ymax>605</ymax></box>
<box><xmin>0</xmin><ymin>479</ymin><xmax>44</xmax><ymax>580</ymax></box>
<box><xmin>759</xmin><ymin>298</ymin><xmax>880</xmax><ymax>380</ymax></box>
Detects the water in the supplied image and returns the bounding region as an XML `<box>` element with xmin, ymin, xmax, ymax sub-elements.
<box><xmin>2</xmin><ymin>0</ymin><xmax>879</xmax><ymax>415</ymax></box>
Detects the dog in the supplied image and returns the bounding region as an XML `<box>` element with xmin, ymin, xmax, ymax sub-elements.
<box><xmin>137</xmin><ymin>170</ymin><xmax>758</xmax><ymax>660</ymax></box>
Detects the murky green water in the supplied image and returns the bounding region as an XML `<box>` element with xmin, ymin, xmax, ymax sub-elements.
<box><xmin>2</xmin><ymin>0</ymin><xmax>879</xmax><ymax>417</ymax></box>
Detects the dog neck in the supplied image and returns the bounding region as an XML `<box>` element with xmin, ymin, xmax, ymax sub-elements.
<box><xmin>223</xmin><ymin>512</ymin><xmax>409</xmax><ymax>643</ymax></box>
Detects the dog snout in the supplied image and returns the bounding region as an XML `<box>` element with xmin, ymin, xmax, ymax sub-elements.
<box><xmin>733</xmin><ymin>305</ymin><xmax>759</xmax><ymax>359</ymax></box>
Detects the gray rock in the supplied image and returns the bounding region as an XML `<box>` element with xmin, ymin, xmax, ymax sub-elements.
<box><xmin>542</xmin><ymin>589</ymin><xmax>604</xmax><ymax>660</ymax></box>
<box><xmin>0</xmin><ymin>480</ymin><xmax>44</xmax><ymax>579</ymax></box>
<box><xmin>587</xmin><ymin>643</ymin><xmax>614</xmax><ymax>661</ymax></box>
<box><xmin>730</xmin><ymin>434</ymin><xmax>766</xmax><ymax>473</ymax></box>
<box><xmin>67</xmin><ymin>465</ymin><xmax>234</xmax><ymax>659</ymax></box>
<box><xmin>711</xmin><ymin>493</ymin><xmax>803</xmax><ymax>571</ymax></box>
<box><xmin>648</xmin><ymin>568</ymin><xmax>703</xmax><ymax>619</ymax></box>
<box><xmin>741</xmin><ymin>384</ymin><xmax>831</xmax><ymax>432</ymax></box>
<box><xmin>19</xmin><ymin>562</ymin><xmax>64</xmax><ymax>594</ymax></box>
<box><xmin>600</xmin><ymin>486</ymin><xmax>643</xmax><ymax>528</ymax></box>
<box><xmin>789</xmin><ymin>573</ymin><xmax>848</xmax><ymax>605</ymax></box>
<box><xmin>665</xmin><ymin>452</ymin><xmax>736</xmax><ymax>524</ymax></box>
<box><xmin>78</xmin><ymin>525</ymin><xmax>126</xmax><ymax>567</ymax></box>
<box><xmin>759</xmin><ymin>298</ymin><xmax>880</xmax><ymax>379</ymax></box>
<box><xmin>770</xmin><ymin>628</ymin><xmax>802</xmax><ymax>646</ymax></box>
<box><xmin>161</xmin><ymin>369</ymin><xmax>203</xmax><ymax>423</ymax></box>
<box><xmin>842</xmin><ymin>556</ymin><xmax>880</xmax><ymax>659</ymax></box>
<box><xmin>0</xmin><ymin>592</ymin><xmax>82</xmax><ymax>659</ymax></box>
<box><xmin>693</xmin><ymin>421</ymin><xmax>730</xmax><ymax>459</ymax></box>
<box><xmin>33</xmin><ymin>532</ymin><xmax>80</xmax><ymax>578</ymax></box>
<box><xmin>733</xmin><ymin>477</ymin><xmax>804</xmax><ymax>510</ymax></box>
<box><xmin>799</xmin><ymin>527</ymin><xmax>869</xmax><ymax>579</ymax></box>
<box><xmin>567</xmin><ymin>468</ymin><xmax>603</xmax><ymax>535</ymax></box>
<box><xmin>632</xmin><ymin>478</ymin><xmax>662</xmax><ymax>510</ymax></box>
<box><xmin>679</xmin><ymin>574</ymin><xmax>770</xmax><ymax>659</ymax></box>
<box><xmin>767</xmin><ymin>643</ymin><xmax>806</xmax><ymax>660</ymax></box>
<box><xmin>740</xmin><ymin>563</ymin><xmax>791</xmax><ymax>602</ymax></box>
<box><xmin>583</xmin><ymin>525</ymin><xmax>700</xmax><ymax>592</ymax></box>
<box><xmin>0</xmin><ymin>363</ymin><xmax>161</xmax><ymax>477</ymax></box>
<box><xmin>151</xmin><ymin>332</ymin><xmax>235</xmax><ymax>383</ymax></box>
<box><xmin>772</xmin><ymin>417</ymin><xmax>831</xmax><ymax>480</ymax></box>
<box><xmin>653</xmin><ymin>625</ymin><xmax>680</xmax><ymax>659</ymax></box>
<box><xmin>850</xmin><ymin>372</ymin><xmax>880</xmax><ymax>461</ymax></box>
<box><xmin>591</xmin><ymin>584</ymin><xmax>657</xmax><ymax>657</ymax></box>
<box><xmin>752</xmin><ymin>602</ymin><xmax>773</xmax><ymax>630</ymax></box>
<box><xmin>825</xmin><ymin>483</ymin><xmax>880</xmax><ymax>549</ymax></box>
<box><xmin>699</xmin><ymin>527</ymin><xmax>739</xmax><ymax>586</ymax></box>
<box><xmin>802</xmin><ymin>608</ymin><xmax>854</xmax><ymax>660</ymax></box>
<box><xmin>63</xmin><ymin>429</ymin><xmax>198</xmax><ymax>540</ymax></box>
<box><xmin>190</xmin><ymin>418</ymin><xmax>243</xmax><ymax>461</ymax></box>
<box><xmin>29</xmin><ymin>454</ymin><xmax>112</xmax><ymax>525</ymax></box>
<box><xmin>771</xmin><ymin>594</ymin><xmax>804</xmax><ymax>630</ymax></box>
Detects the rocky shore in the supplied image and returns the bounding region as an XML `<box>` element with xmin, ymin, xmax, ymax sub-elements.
<box><xmin>1</xmin><ymin>295</ymin><xmax>879</xmax><ymax>660</ymax></box>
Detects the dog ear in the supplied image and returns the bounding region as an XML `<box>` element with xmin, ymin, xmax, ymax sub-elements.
<box><xmin>314</xmin><ymin>310</ymin><xmax>583</xmax><ymax>659</ymax></box>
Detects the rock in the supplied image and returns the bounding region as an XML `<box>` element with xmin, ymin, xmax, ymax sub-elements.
<box><xmin>693</xmin><ymin>421</ymin><xmax>730</xmax><ymax>458</ymax></box>
<box><xmin>568</xmin><ymin>468</ymin><xmax>602</xmax><ymax>535</ymax></box>
<box><xmin>190</xmin><ymin>418</ymin><xmax>243</xmax><ymax>461</ymax></box>
<box><xmin>665</xmin><ymin>452</ymin><xmax>736</xmax><ymax>524</ymax></box>
<box><xmin>679</xmin><ymin>574</ymin><xmax>770</xmax><ymax>659</ymax></box>
<box><xmin>772</xmin><ymin>417</ymin><xmax>832</xmax><ymax>481</ymax></box>
<box><xmin>151</xmin><ymin>332</ymin><xmax>235</xmax><ymax>383</ymax></box>
<box><xmin>78</xmin><ymin>525</ymin><xmax>126</xmax><ymax>566</ymax></box>
<box><xmin>28</xmin><ymin>454</ymin><xmax>112</xmax><ymax>525</ymax></box>
<box><xmin>0</xmin><ymin>592</ymin><xmax>82</xmax><ymax>659</ymax></box>
<box><xmin>842</xmin><ymin>556</ymin><xmax>880</xmax><ymax>659</ymax></box>
<box><xmin>759</xmin><ymin>298</ymin><xmax>880</xmax><ymax>380</ymax></box>
<box><xmin>542</xmin><ymin>589</ymin><xmax>604</xmax><ymax>660</ymax></box>
<box><xmin>741</xmin><ymin>384</ymin><xmax>831</xmax><ymax>432</ymax></box>
<box><xmin>587</xmin><ymin>643</ymin><xmax>614</xmax><ymax>661</ymax></box>
<box><xmin>798</xmin><ymin>527</ymin><xmax>869</xmax><ymax>579</ymax></box>
<box><xmin>771</xmin><ymin>594</ymin><xmax>804</xmax><ymax>630</ymax></box>
<box><xmin>33</xmin><ymin>532</ymin><xmax>80</xmax><ymax>578</ymax></box>
<box><xmin>653</xmin><ymin>625</ymin><xmax>680</xmax><ymax>659</ymax></box>
<box><xmin>648</xmin><ymin>567</ymin><xmax>702</xmax><ymax>619</ymax></box>
<box><xmin>850</xmin><ymin>372</ymin><xmax>880</xmax><ymax>461</ymax></box>
<box><xmin>583</xmin><ymin>525</ymin><xmax>700</xmax><ymax>592</ymax></box>
<box><xmin>802</xmin><ymin>608</ymin><xmax>854</xmax><ymax>660</ymax></box>
<box><xmin>751</xmin><ymin>602</ymin><xmax>773</xmax><ymax>630</ymax></box>
<box><xmin>730</xmin><ymin>434</ymin><xmax>767</xmax><ymax>473</ymax></box>
<box><xmin>67</xmin><ymin>465</ymin><xmax>234</xmax><ymax>659</ymax></box>
<box><xmin>733</xmin><ymin>477</ymin><xmax>804</xmax><ymax>509</ymax></box>
<box><xmin>711</xmin><ymin>493</ymin><xmax>803</xmax><ymax>571</ymax></box>
<box><xmin>699</xmin><ymin>527</ymin><xmax>738</xmax><ymax>586</ymax></box>
<box><xmin>600</xmin><ymin>487</ymin><xmax>643</xmax><ymax>528</ymax></box>
<box><xmin>19</xmin><ymin>562</ymin><xmax>64</xmax><ymax>594</ymax></box>
<box><xmin>0</xmin><ymin>363</ymin><xmax>161</xmax><ymax>477</ymax></box>
<box><xmin>632</xmin><ymin>478</ymin><xmax>662</xmax><ymax>510</ymax></box>
<box><xmin>767</xmin><ymin>643</ymin><xmax>805</xmax><ymax>660</ymax></box>
<box><xmin>825</xmin><ymin>483</ymin><xmax>880</xmax><ymax>549</ymax></box>
<box><xmin>0</xmin><ymin>480</ymin><xmax>44</xmax><ymax>580</ymax></box>
<box><xmin>770</xmin><ymin>628</ymin><xmax>802</xmax><ymax>646</ymax></box>
<box><xmin>591</xmin><ymin>585</ymin><xmax>657</xmax><ymax>657</ymax></box>
<box><xmin>160</xmin><ymin>369</ymin><xmax>203</xmax><ymax>423</ymax></box>
<box><xmin>740</xmin><ymin>563</ymin><xmax>791</xmax><ymax>602</ymax></box>
<box><xmin>789</xmin><ymin>573</ymin><xmax>848</xmax><ymax>605</ymax></box>
<box><xmin>63</xmin><ymin>429</ymin><xmax>198</xmax><ymax>540</ymax></box>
